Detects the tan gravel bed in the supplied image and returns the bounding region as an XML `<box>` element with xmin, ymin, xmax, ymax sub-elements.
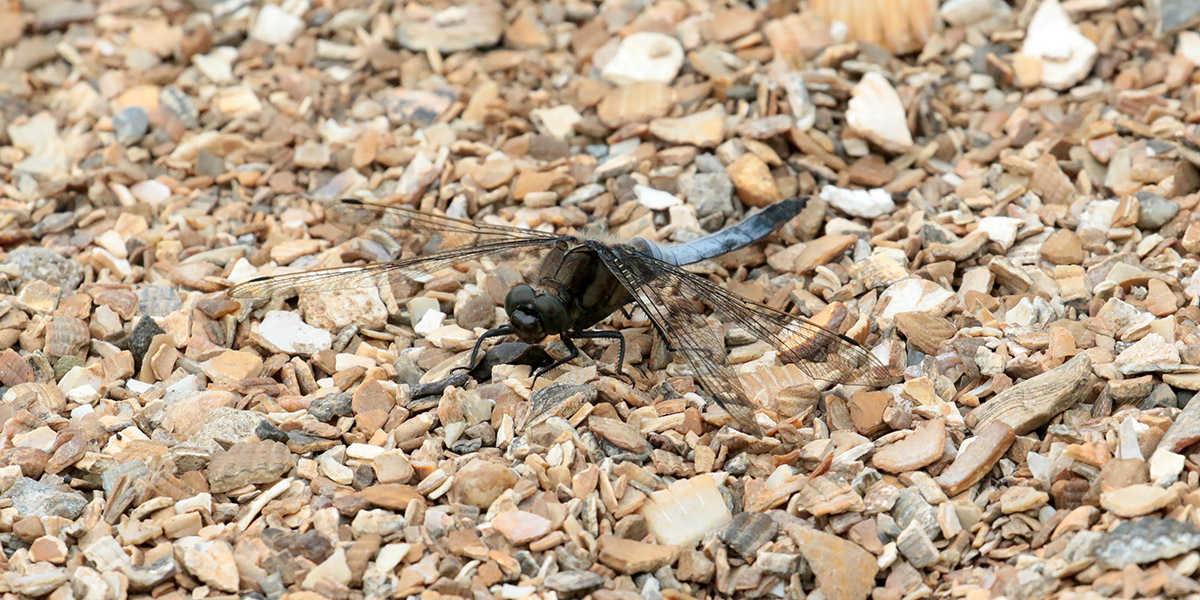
<box><xmin>3</xmin><ymin>0</ymin><xmax>1200</xmax><ymax>598</ymax></box>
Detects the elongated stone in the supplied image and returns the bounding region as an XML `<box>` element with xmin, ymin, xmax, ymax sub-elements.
<box><xmin>935</xmin><ymin>421</ymin><xmax>1016</xmax><ymax>496</ymax></box>
<box><xmin>966</xmin><ymin>353</ymin><xmax>1091</xmax><ymax>435</ymax></box>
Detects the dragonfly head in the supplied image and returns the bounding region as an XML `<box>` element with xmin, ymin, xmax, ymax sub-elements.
<box><xmin>504</xmin><ymin>284</ymin><xmax>566</xmax><ymax>342</ymax></box>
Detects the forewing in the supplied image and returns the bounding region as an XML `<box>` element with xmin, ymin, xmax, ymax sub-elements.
<box><xmin>594</xmin><ymin>245</ymin><xmax>764</xmax><ymax>435</ymax></box>
<box><xmin>229</xmin><ymin>240</ymin><xmax>558</xmax><ymax>298</ymax></box>
<box><xmin>326</xmin><ymin>198</ymin><xmax>563</xmax><ymax>252</ymax></box>
<box><xmin>229</xmin><ymin>199</ymin><xmax>567</xmax><ymax>298</ymax></box>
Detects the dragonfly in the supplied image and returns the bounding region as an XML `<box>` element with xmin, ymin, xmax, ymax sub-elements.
<box><xmin>229</xmin><ymin>198</ymin><xmax>896</xmax><ymax>435</ymax></box>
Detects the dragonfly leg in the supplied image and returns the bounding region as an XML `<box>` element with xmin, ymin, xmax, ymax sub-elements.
<box><xmin>453</xmin><ymin>324</ymin><xmax>515</xmax><ymax>374</ymax></box>
<box><xmin>573</xmin><ymin>329</ymin><xmax>635</xmax><ymax>385</ymax></box>
<box><xmin>531</xmin><ymin>334</ymin><xmax>580</xmax><ymax>388</ymax></box>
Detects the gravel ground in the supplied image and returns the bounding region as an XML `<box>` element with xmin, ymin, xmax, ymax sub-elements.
<box><xmin>4</xmin><ymin>0</ymin><xmax>1200</xmax><ymax>598</ymax></box>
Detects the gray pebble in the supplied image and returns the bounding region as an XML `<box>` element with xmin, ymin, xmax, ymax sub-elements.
<box><xmin>2</xmin><ymin>478</ymin><xmax>87</xmax><ymax>519</ymax></box>
<box><xmin>113</xmin><ymin>106</ymin><xmax>149</xmax><ymax>143</ymax></box>
<box><xmin>7</xmin><ymin>247</ymin><xmax>84</xmax><ymax>290</ymax></box>
<box><xmin>678</xmin><ymin>172</ymin><xmax>734</xmax><ymax>219</ymax></box>
<box><xmin>1135</xmin><ymin>191</ymin><xmax>1180</xmax><ymax>230</ymax></box>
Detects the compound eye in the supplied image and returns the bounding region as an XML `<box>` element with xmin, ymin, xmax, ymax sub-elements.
<box><xmin>505</xmin><ymin>284</ymin><xmax>536</xmax><ymax>315</ymax></box>
<box><xmin>534</xmin><ymin>295</ymin><xmax>566</xmax><ymax>333</ymax></box>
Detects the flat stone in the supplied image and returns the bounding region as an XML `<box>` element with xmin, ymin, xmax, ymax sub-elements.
<box><xmin>845</xmin><ymin>72</ymin><xmax>913</xmax><ymax>154</ymax></box>
<box><xmin>649</xmin><ymin>105</ymin><xmax>725</xmax><ymax>148</ymax></box>
<box><xmin>878</xmin><ymin>278</ymin><xmax>956</xmax><ymax>320</ymax></box>
<box><xmin>787</xmin><ymin>524</ymin><xmax>878</xmax><ymax>600</ymax></box>
<box><xmin>1018</xmin><ymin>0</ymin><xmax>1097</xmax><ymax>90</ymax></box>
<box><xmin>250</xmin><ymin>3</ymin><xmax>304</xmax><ymax>45</ymax></box>
<box><xmin>935</xmin><ymin>421</ymin><xmax>1016</xmax><ymax>496</ymax></box>
<box><xmin>1114</xmin><ymin>333</ymin><xmax>1181</xmax><ymax>375</ymax></box>
<box><xmin>589</xmin><ymin>416</ymin><xmax>647</xmax><ymax>453</ymax></box>
<box><xmin>450</xmin><ymin>459</ymin><xmax>518</xmax><ymax>509</ymax></box>
<box><xmin>602</xmin><ymin>32</ymin><xmax>684</xmax><ymax>84</ymax></box>
<box><xmin>597</xmin><ymin>534</ymin><xmax>680</xmax><ymax>574</ymax></box>
<box><xmin>1100</xmin><ymin>484</ymin><xmax>1177</xmax><ymax>518</ymax></box>
<box><xmin>894</xmin><ymin>312</ymin><xmax>957</xmax><ymax>355</ymax></box>
<box><xmin>1040</xmin><ymin>229</ymin><xmax>1084</xmax><ymax>264</ymax></box>
<box><xmin>1096</xmin><ymin>517</ymin><xmax>1200</xmax><ymax>569</ymax></box>
<box><xmin>1000</xmin><ymin>486</ymin><xmax>1050</xmax><ymax>513</ymax></box>
<box><xmin>872</xmin><ymin>419</ymin><xmax>946</xmax><ymax>474</ymax></box>
<box><xmin>491</xmin><ymin>511</ymin><xmax>552</xmax><ymax>544</ymax></box>
<box><xmin>175</xmin><ymin>537</ymin><xmax>238</xmax><ymax>592</ymax></box>
<box><xmin>396</xmin><ymin>2</ymin><xmax>503</xmax><ymax>52</ymax></box>
<box><xmin>249</xmin><ymin>311</ymin><xmax>333</xmax><ymax>356</ymax></box>
<box><xmin>1</xmin><ymin>478</ymin><xmax>87</xmax><ymax>519</ymax></box>
<box><xmin>726</xmin><ymin>153</ymin><xmax>779</xmax><ymax>208</ymax></box>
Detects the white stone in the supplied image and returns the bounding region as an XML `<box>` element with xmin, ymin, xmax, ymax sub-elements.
<box><xmin>126</xmin><ymin>379</ymin><xmax>154</xmax><ymax>394</ymax></box>
<box><xmin>780</xmin><ymin>72</ymin><xmax>816</xmax><ymax>131</ymax></box>
<box><xmin>1150</xmin><ymin>449</ymin><xmax>1185</xmax><ymax>486</ymax></box>
<box><xmin>7</xmin><ymin>113</ymin><xmax>58</xmax><ymax>155</ymax></box>
<box><xmin>65</xmin><ymin>385</ymin><xmax>100</xmax><ymax>404</ymax></box>
<box><xmin>130</xmin><ymin>180</ymin><xmax>171</xmax><ymax>204</ymax></box>
<box><xmin>192</xmin><ymin>47</ymin><xmax>236</xmax><ymax>83</ymax></box>
<box><xmin>250</xmin><ymin>3</ymin><xmax>305</xmax><ymax>46</ymax></box>
<box><xmin>976</xmin><ymin>216</ymin><xmax>1023</xmax><ymax>250</ymax></box>
<box><xmin>397</xmin><ymin>152</ymin><xmax>437</xmax><ymax>203</ymax></box>
<box><xmin>1114</xmin><ymin>333</ymin><xmax>1181</xmax><ymax>375</ymax></box>
<box><xmin>351</xmin><ymin>509</ymin><xmax>407</xmax><ymax>537</ymax></box>
<box><xmin>335</xmin><ymin>353</ymin><xmax>374</xmax><ymax>371</ymax></box>
<box><xmin>1116</xmin><ymin>417</ymin><xmax>1145</xmax><ymax>461</ymax></box>
<box><xmin>530</xmin><ymin>105</ymin><xmax>582</xmax><ymax>139</ymax></box>
<box><xmin>176</xmin><ymin>537</ymin><xmax>238</xmax><ymax>592</ymax></box>
<box><xmin>820</xmin><ymin>185</ymin><xmax>896</xmax><ymax>219</ymax></box>
<box><xmin>1004</xmin><ymin>297</ymin><xmax>1035</xmax><ymax>327</ymax></box>
<box><xmin>1027</xmin><ymin>452</ymin><xmax>1052</xmax><ymax>484</ymax></box>
<box><xmin>251</xmin><ymin>311</ymin><xmax>333</xmax><ymax>356</ymax></box>
<box><xmin>407</xmin><ymin>297</ymin><xmax>441</xmax><ymax>328</ymax></box>
<box><xmin>846</xmin><ymin>72</ymin><xmax>913</xmax><ymax>154</ymax></box>
<box><xmin>373</xmin><ymin>544</ymin><xmax>412</xmax><ymax>574</ymax></box>
<box><xmin>13</xmin><ymin>427</ymin><xmax>57</xmax><ymax>452</ymax></box>
<box><xmin>319</xmin><ymin>119</ymin><xmax>359</xmax><ymax>145</ymax></box>
<box><xmin>602</xmin><ymin>32</ymin><xmax>685</xmax><ymax>84</ymax></box>
<box><xmin>1018</xmin><ymin>0</ymin><xmax>1098</xmax><ymax>90</ymax></box>
<box><xmin>95</xmin><ymin>230</ymin><xmax>128</xmax><ymax>258</ymax></box>
<box><xmin>640</xmin><ymin>475</ymin><xmax>732</xmax><ymax>547</ymax></box>
<box><xmin>501</xmin><ymin>585</ymin><xmax>539</xmax><ymax>599</ymax></box>
<box><xmin>166</xmin><ymin>374</ymin><xmax>199</xmax><ymax>393</ymax></box>
<box><xmin>293</xmin><ymin>141</ymin><xmax>331</xmax><ymax>169</ymax></box>
<box><xmin>175</xmin><ymin>493</ymin><xmax>212</xmax><ymax>515</ymax></box>
<box><xmin>1179</xmin><ymin>31</ymin><xmax>1200</xmax><ymax>66</ymax></box>
<box><xmin>318</xmin><ymin>451</ymin><xmax>354</xmax><ymax>485</ymax></box>
<box><xmin>1077</xmin><ymin>199</ymin><xmax>1118</xmax><ymax>230</ymax></box>
<box><xmin>59</xmin><ymin>366</ymin><xmax>102</xmax><ymax>395</ymax></box>
<box><xmin>346</xmin><ymin>443</ymin><xmax>385</xmax><ymax>460</ymax></box>
<box><xmin>878</xmin><ymin>278</ymin><xmax>957</xmax><ymax>320</ymax></box>
<box><xmin>226</xmin><ymin>258</ymin><xmax>259</xmax><ymax>284</ymax></box>
<box><xmin>634</xmin><ymin>185</ymin><xmax>682</xmax><ymax>210</ymax></box>
<box><xmin>413</xmin><ymin>309</ymin><xmax>445</xmax><ymax>336</ymax></box>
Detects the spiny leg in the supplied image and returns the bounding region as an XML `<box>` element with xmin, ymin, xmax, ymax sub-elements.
<box><xmin>452</xmin><ymin>324</ymin><xmax>515</xmax><ymax>374</ymax></box>
<box><xmin>573</xmin><ymin>329</ymin><xmax>635</xmax><ymax>384</ymax></box>
<box><xmin>531</xmin><ymin>334</ymin><xmax>580</xmax><ymax>388</ymax></box>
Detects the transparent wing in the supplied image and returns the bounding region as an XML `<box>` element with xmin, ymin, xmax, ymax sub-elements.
<box><xmin>229</xmin><ymin>199</ymin><xmax>567</xmax><ymax>298</ymax></box>
<box><xmin>594</xmin><ymin>244</ymin><xmax>765</xmax><ymax>435</ymax></box>
<box><xmin>228</xmin><ymin>240</ymin><xmax>559</xmax><ymax>298</ymax></box>
<box><xmin>597</xmin><ymin>244</ymin><xmax>896</xmax><ymax>430</ymax></box>
<box><xmin>326</xmin><ymin>198</ymin><xmax>563</xmax><ymax>248</ymax></box>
